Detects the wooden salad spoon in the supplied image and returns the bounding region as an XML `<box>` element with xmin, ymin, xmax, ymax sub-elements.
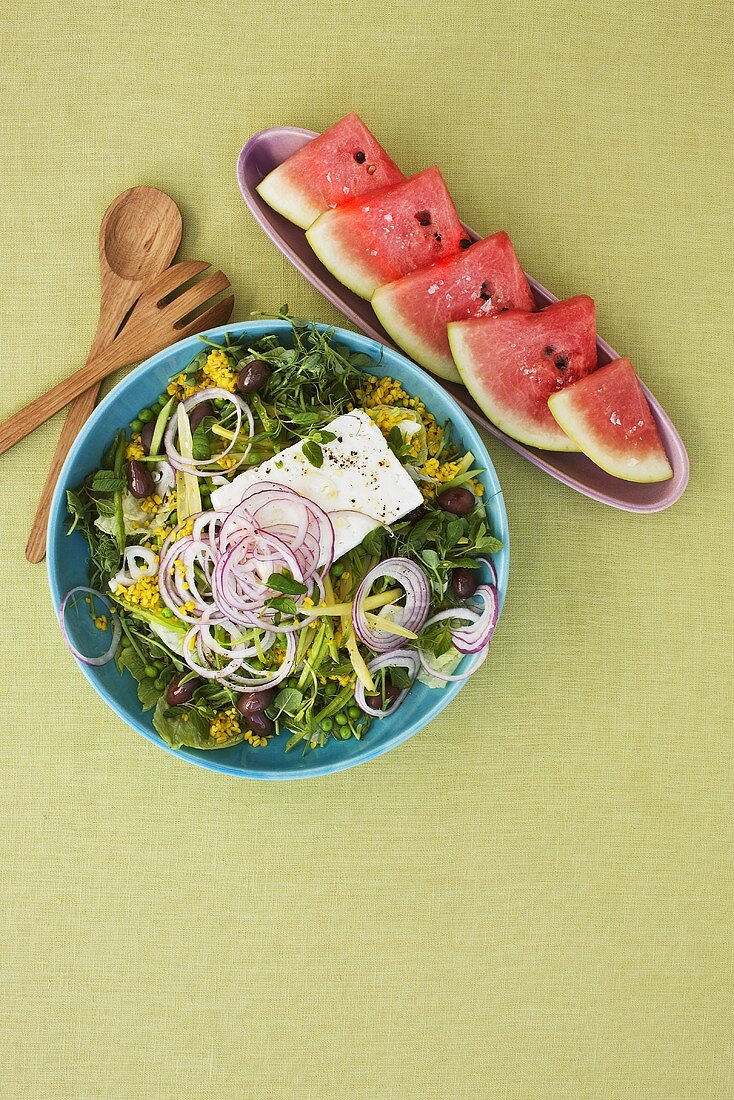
<box><xmin>25</xmin><ymin>186</ymin><xmax>183</xmax><ymax>562</ymax></box>
<box><xmin>0</xmin><ymin>260</ymin><xmax>234</xmax><ymax>458</ymax></box>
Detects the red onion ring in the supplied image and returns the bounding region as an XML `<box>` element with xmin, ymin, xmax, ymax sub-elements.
<box><xmin>110</xmin><ymin>545</ymin><xmax>159</xmax><ymax>589</ymax></box>
<box><xmin>164</xmin><ymin>387</ymin><xmax>254</xmax><ymax>476</ymax></box>
<box><xmin>60</xmin><ymin>586</ymin><xmax>121</xmax><ymax>667</ymax></box>
<box><xmin>352</xmin><ymin>558</ymin><xmax>430</xmax><ymax>652</ymax></box>
<box><xmin>354</xmin><ymin>650</ymin><xmax>419</xmax><ymax>717</ymax></box>
<box><xmin>451</xmin><ymin>585</ymin><xmax>498</xmax><ymax>654</ymax></box>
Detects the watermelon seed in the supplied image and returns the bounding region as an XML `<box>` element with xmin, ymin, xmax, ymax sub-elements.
<box><xmin>555</xmin><ymin>356</ymin><xmax>569</xmax><ymax>370</ymax></box>
<box><xmin>354</xmin><ymin>150</ymin><xmax>366</xmax><ymax>163</ymax></box>
<box><xmin>479</xmin><ymin>283</ymin><xmax>491</xmax><ymax>300</ymax></box>
<box><xmin>415</xmin><ymin>210</ymin><xmax>432</xmax><ymax>226</ymax></box>
<box><xmin>543</xmin><ymin>345</ymin><xmax>555</xmax><ymax>356</ymax></box>
<box><xmin>367</xmin><ymin>164</ymin><xmax>376</xmax><ymax>175</ymax></box>
<box><xmin>433</xmin><ymin>232</ymin><xmax>442</xmax><ymax>242</ymax></box>
<box><xmin>460</xmin><ymin>238</ymin><xmax>472</xmax><ymax>249</ymax></box>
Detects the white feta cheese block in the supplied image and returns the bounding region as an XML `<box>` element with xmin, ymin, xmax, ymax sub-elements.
<box><xmin>210</xmin><ymin>410</ymin><xmax>423</xmax><ymax>562</ymax></box>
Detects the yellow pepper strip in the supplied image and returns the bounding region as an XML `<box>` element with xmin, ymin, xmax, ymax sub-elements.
<box><xmin>344</xmin><ymin>624</ymin><xmax>376</xmax><ymax>694</ymax></box>
<box><xmin>174</xmin><ymin>403</ymin><xmax>201</xmax><ymax>520</ymax></box>
<box><xmin>322</xmin><ymin>572</ymin><xmax>375</xmax><ymax>694</ymax></box>
<box><xmin>363</xmin><ymin>612</ymin><xmax>418</xmax><ymax>640</ymax></box>
<box><xmin>211</xmin><ymin>423</ymin><xmax>235</xmax><ymax>441</ymax></box>
<box><xmin>303</xmin><ymin>587</ymin><xmax>402</xmax><ymax>618</ymax></box>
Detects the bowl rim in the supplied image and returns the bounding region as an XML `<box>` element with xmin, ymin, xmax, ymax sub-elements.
<box><xmin>46</xmin><ymin>320</ymin><xmax>509</xmax><ymax>779</ymax></box>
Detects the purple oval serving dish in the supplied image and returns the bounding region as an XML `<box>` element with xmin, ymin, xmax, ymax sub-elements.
<box><xmin>237</xmin><ymin>126</ymin><xmax>688</xmax><ymax>513</ymax></box>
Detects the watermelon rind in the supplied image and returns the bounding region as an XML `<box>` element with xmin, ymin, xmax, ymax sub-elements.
<box><xmin>306</xmin><ymin>210</ymin><xmax>382</xmax><ymax>299</ymax></box>
<box><xmin>256</xmin><ymin>167</ymin><xmax>322</xmax><ymax>230</ymax></box>
<box><xmin>372</xmin><ymin>285</ymin><xmax>462</xmax><ymax>382</ymax></box>
<box><xmin>447</xmin><ymin>323</ymin><xmax>580</xmax><ymax>451</ymax></box>
<box><xmin>548</xmin><ymin>377</ymin><xmax>673</xmax><ymax>483</ymax></box>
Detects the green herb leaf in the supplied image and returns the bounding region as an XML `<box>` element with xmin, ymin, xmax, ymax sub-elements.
<box><xmin>192</xmin><ymin>415</ymin><xmax>216</xmax><ymax>461</ymax></box>
<box><xmin>94</xmin><ymin>497</ymin><xmax>117</xmax><ymax>518</ymax></box>
<box><xmin>152</xmin><ymin>698</ymin><xmax>231</xmax><ymax>750</ymax></box>
<box><xmin>266</xmin><ymin>573</ymin><xmax>308</xmax><ymax>595</ymax></box>
<box><xmin>310</xmin><ymin>429</ymin><xmax>336</xmax><ymax>445</ymax></box>
<box><xmin>361</xmin><ymin>527</ymin><xmax>386</xmax><ymax>557</ymax></box>
<box><xmin>302</xmin><ymin>440</ymin><xmax>324</xmax><ymax>467</ymax></box>
<box><xmin>91</xmin><ymin>469</ymin><xmax>125</xmax><ymax>493</ymax></box>
<box><xmin>273</xmin><ymin>687</ymin><xmax>304</xmax><ymax>717</ymax></box>
<box><xmin>137</xmin><ymin>677</ymin><xmax>162</xmax><ymax>712</ymax></box>
<box><xmin>265</xmin><ymin>595</ymin><xmax>298</xmax><ymax>616</ymax></box>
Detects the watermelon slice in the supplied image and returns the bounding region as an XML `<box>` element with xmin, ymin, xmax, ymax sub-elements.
<box><xmin>548</xmin><ymin>358</ymin><xmax>673</xmax><ymax>482</ymax></box>
<box><xmin>306</xmin><ymin>167</ymin><xmax>465</xmax><ymax>300</ymax></box>
<box><xmin>448</xmin><ymin>295</ymin><xmax>598</xmax><ymax>451</ymax></box>
<box><xmin>371</xmin><ymin>232</ymin><xmax>535</xmax><ymax>382</ymax></box>
<box><xmin>256</xmin><ymin>114</ymin><xmax>404</xmax><ymax>230</ymax></box>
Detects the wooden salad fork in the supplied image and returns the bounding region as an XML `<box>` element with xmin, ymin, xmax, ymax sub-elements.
<box><xmin>0</xmin><ymin>261</ymin><xmax>234</xmax><ymax>457</ymax></box>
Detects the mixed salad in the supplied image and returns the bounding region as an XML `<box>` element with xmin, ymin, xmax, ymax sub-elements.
<box><xmin>62</xmin><ymin>314</ymin><xmax>502</xmax><ymax>754</ymax></box>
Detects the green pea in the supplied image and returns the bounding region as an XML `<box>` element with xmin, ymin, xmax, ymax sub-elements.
<box><xmin>144</xmin><ymin>665</ymin><xmax>157</xmax><ymax>679</ymax></box>
<box><xmin>347</xmin><ymin>704</ymin><xmax>360</xmax><ymax>719</ymax></box>
<box><xmin>138</xmin><ymin>408</ymin><xmax>154</xmax><ymax>423</ymax></box>
<box><xmin>335</xmin><ymin>712</ymin><xmax>348</xmax><ymax>726</ymax></box>
<box><xmin>161</xmin><ymin>608</ymin><xmax>173</xmax><ymax>619</ymax></box>
<box><xmin>213</xmin><ymin>398</ymin><xmax>226</xmax><ymax>410</ymax></box>
<box><xmin>321</xmin><ymin>717</ymin><xmax>333</xmax><ymax>732</ymax></box>
<box><xmin>323</xmin><ymin>681</ymin><xmax>338</xmax><ymax>697</ymax></box>
<box><xmin>340</xmin><ymin>728</ymin><xmax>351</xmax><ymax>739</ymax></box>
<box><xmin>154</xmin><ymin>396</ymin><xmax>167</xmax><ymax>410</ymax></box>
<box><xmin>330</xmin><ymin>561</ymin><xmax>345</xmax><ymax>579</ymax></box>
<box><xmin>130</xmin><ymin>419</ymin><xmax>143</xmax><ymax>433</ymax></box>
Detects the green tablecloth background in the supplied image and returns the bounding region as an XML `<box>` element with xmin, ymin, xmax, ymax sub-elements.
<box><xmin>2</xmin><ymin>2</ymin><xmax>732</xmax><ymax>1096</ymax></box>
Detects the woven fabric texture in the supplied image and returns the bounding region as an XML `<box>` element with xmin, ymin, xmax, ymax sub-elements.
<box><xmin>1</xmin><ymin>0</ymin><xmax>732</xmax><ymax>1096</ymax></box>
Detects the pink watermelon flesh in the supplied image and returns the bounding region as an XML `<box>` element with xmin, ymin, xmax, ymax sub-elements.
<box><xmin>548</xmin><ymin>358</ymin><xmax>673</xmax><ymax>482</ymax></box>
<box><xmin>256</xmin><ymin>113</ymin><xmax>404</xmax><ymax>230</ymax></box>
<box><xmin>448</xmin><ymin>295</ymin><xmax>598</xmax><ymax>451</ymax></box>
<box><xmin>372</xmin><ymin>232</ymin><xmax>535</xmax><ymax>382</ymax></box>
<box><xmin>306</xmin><ymin>167</ymin><xmax>465</xmax><ymax>300</ymax></box>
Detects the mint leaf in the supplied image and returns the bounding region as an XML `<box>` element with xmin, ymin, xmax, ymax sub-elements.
<box><xmin>265</xmin><ymin>595</ymin><xmax>298</xmax><ymax>616</ymax></box>
<box><xmin>152</xmin><ymin>698</ymin><xmax>231</xmax><ymax>750</ymax></box>
<box><xmin>273</xmin><ymin>687</ymin><xmax>303</xmax><ymax>717</ymax></box>
<box><xmin>266</xmin><ymin>573</ymin><xmax>308</xmax><ymax>595</ymax></box>
<box><xmin>302</xmin><ymin>440</ymin><xmax>324</xmax><ymax>468</ymax></box>
<box><xmin>92</xmin><ymin>469</ymin><xmax>125</xmax><ymax>493</ymax></box>
<box><xmin>192</xmin><ymin>415</ymin><xmax>215</xmax><ymax>461</ymax></box>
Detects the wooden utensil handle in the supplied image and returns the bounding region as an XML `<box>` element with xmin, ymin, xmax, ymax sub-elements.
<box><xmin>0</xmin><ymin>338</ymin><xmax>138</xmax><ymax>456</ymax></box>
<box><xmin>24</xmin><ymin>384</ymin><xmax>103</xmax><ymax>561</ymax></box>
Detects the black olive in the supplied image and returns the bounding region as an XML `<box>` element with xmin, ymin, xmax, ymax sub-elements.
<box><xmin>165</xmin><ymin>672</ymin><xmax>200</xmax><ymax>706</ymax></box>
<box><xmin>247</xmin><ymin>710</ymin><xmax>275</xmax><ymax>737</ymax></box>
<box><xmin>188</xmin><ymin>400</ymin><xmax>214</xmax><ymax>432</ymax></box>
<box><xmin>236</xmin><ymin>689</ymin><xmax>274</xmax><ymax>717</ymax></box>
<box><xmin>127</xmin><ymin>459</ymin><xmax>154</xmax><ymax>499</ymax></box>
<box><xmin>236</xmin><ymin>360</ymin><xmax>271</xmax><ymax>395</ymax></box>
<box><xmin>403</xmin><ymin>504</ymin><xmax>426</xmax><ymax>524</ymax></box>
<box><xmin>437</xmin><ymin>486</ymin><xmax>475</xmax><ymax>516</ymax></box>
<box><xmin>363</xmin><ymin>684</ymin><xmax>401</xmax><ymax>711</ymax></box>
<box><xmin>140</xmin><ymin>419</ymin><xmax>156</xmax><ymax>454</ymax></box>
<box><xmin>452</xmin><ymin>568</ymin><xmax>479</xmax><ymax>599</ymax></box>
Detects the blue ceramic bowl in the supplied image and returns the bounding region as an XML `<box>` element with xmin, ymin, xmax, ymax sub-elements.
<box><xmin>47</xmin><ymin>321</ymin><xmax>509</xmax><ymax>779</ymax></box>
